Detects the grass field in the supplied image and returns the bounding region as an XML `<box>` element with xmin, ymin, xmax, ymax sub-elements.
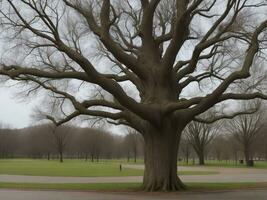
<box><xmin>0</xmin><ymin>159</ymin><xmax>217</xmax><ymax>177</ymax></box>
<box><xmin>0</xmin><ymin>159</ymin><xmax>141</xmax><ymax>177</ymax></box>
<box><xmin>179</xmin><ymin>160</ymin><xmax>267</xmax><ymax>168</ymax></box>
<box><xmin>0</xmin><ymin>182</ymin><xmax>266</xmax><ymax>191</ymax></box>
<box><xmin>1</xmin><ymin>159</ymin><xmax>267</xmax><ymax>191</ymax></box>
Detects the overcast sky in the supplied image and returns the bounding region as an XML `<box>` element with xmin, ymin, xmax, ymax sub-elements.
<box><xmin>0</xmin><ymin>86</ymin><xmax>126</xmax><ymax>135</ymax></box>
<box><xmin>0</xmin><ymin>87</ymin><xmax>36</xmax><ymax>128</ymax></box>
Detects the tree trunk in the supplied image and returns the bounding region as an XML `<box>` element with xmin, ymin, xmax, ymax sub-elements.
<box><xmin>59</xmin><ymin>152</ymin><xmax>63</xmax><ymax>163</ymax></box>
<box><xmin>134</xmin><ymin>148</ymin><xmax>137</xmax><ymax>163</ymax></box>
<box><xmin>142</xmin><ymin>124</ymin><xmax>186</xmax><ymax>191</ymax></box>
<box><xmin>244</xmin><ymin>146</ymin><xmax>250</xmax><ymax>166</ymax></box>
<box><xmin>127</xmin><ymin>151</ymin><xmax>130</xmax><ymax>162</ymax></box>
<box><xmin>234</xmin><ymin>151</ymin><xmax>238</xmax><ymax>165</ymax></box>
<box><xmin>198</xmin><ymin>151</ymin><xmax>205</xmax><ymax>165</ymax></box>
<box><xmin>185</xmin><ymin>147</ymin><xmax>189</xmax><ymax>165</ymax></box>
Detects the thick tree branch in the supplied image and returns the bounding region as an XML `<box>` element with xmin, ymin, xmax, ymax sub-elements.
<box><xmin>62</xmin><ymin>0</ymin><xmax>145</xmax><ymax>79</ymax></box>
<box><xmin>187</xmin><ymin>20</ymin><xmax>267</xmax><ymax>117</ymax></box>
<box><xmin>0</xmin><ymin>65</ymin><xmax>89</xmax><ymax>81</ymax></box>
<box><xmin>162</xmin><ymin>0</ymin><xmax>191</xmax><ymax>69</ymax></box>
<box><xmin>194</xmin><ymin>109</ymin><xmax>257</xmax><ymax>124</ymax></box>
<box><xmin>219</xmin><ymin>92</ymin><xmax>267</xmax><ymax>102</ymax></box>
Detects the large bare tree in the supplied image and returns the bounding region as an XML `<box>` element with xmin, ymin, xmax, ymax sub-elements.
<box><xmin>0</xmin><ymin>0</ymin><xmax>267</xmax><ymax>191</ymax></box>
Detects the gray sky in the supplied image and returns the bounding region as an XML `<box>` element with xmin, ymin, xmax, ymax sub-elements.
<box><xmin>0</xmin><ymin>87</ymin><xmax>36</xmax><ymax>128</ymax></box>
<box><xmin>0</xmin><ymin>87</ymin><xmax>126</xmax><ymax>134</ymax></box>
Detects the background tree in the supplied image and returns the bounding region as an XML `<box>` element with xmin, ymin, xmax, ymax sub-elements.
<box><xmin>74</xmin><ymin>128</ymin><xmax>94</xmax><ymax>161</ymax></box>
<box><xmin>0</xmin><ymin>124</ymin><xmax>17</xmax><ymax>159</ymax></box>
<box><xmin>179</xmin><ymin>136</ymin><xmax>193</xmax><ymax>165</ymax></box>
<box><xmin>256</xmin><ymin>125</ymin><xmax>267</xmax><ymax>161</ymax></box>
<box><xmin>124</xmin><ymin>130</ymin><xmax>142</xmax><ymax>163</ymax></box>
<box><xmin>184</xmin><ymin>121</ymin><xmax>219</xmax><ymax>165</ymax></box>
<box><xmin>210</xmin><ymin>135</ymin><xmax>231</xmax><ymax>162</ymax></box>
<box><xmin>227</xmin><ymin>102</ymin><xmax>264</xmax><ymax>166</ymax></box>
<box><xmin>0</xmin><ymin>0</ymin><xmax>267</xmax><ymax>191</ymax></box>
<box><xmin>27</xmin><ymin>125</ymin><xmax>55</xmax><ymax>159</ymax></box>
<box><xmin>50</xmin><ymin>125</ymin><xmax>72</xmax><ymax>163</ymax></box>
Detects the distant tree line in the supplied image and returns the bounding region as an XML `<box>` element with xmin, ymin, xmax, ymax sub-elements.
<box><xmin>0</xmin><ymin>124</ymin><xmax>144</xmax><ymax>163</ymax></box>
<box><xmin>179</xmin><ymin>110</ymin><xmax>267</xmax><ymax>167</ymax></box>
<box><xmin>1</xmin><ymin>108</ymin><xmax>267</xmax><ymax>166</ymax></box>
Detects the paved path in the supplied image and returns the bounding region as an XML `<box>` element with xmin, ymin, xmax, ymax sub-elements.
<box><xmin>0</xmin><ymin>189</ymin><xmax>267</xmax><ymax>200</ymax></box>
<box><xmin>1</xmin><ymin>165</ymin><xmax>267</xmax><ymax>183</ymax></box>
<box><xmin>126</xmin><ymin>164</ymin><xmax>267</xmax><ymax>174</ymax></box>
<box><xmin>1</xmin><ymin>173</ymin><xmax>267</xmax><ymax>183</ymax></box>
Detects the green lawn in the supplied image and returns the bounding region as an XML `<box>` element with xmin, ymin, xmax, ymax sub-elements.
<box><xmin>0</xmin><ymin>182</ymin><xmax>266</xmax><ymax>191</ymax></box>
<box><xmin>179</xmin><ymin>160</ymin><xmax>267</xmax><ymax>168</ymax></box>
<box><xmin>0</xmin><ymin>159</ymin><xmax>217</xmax><ymax>177</ymax></box>
<box><xmin>0</xmin><ymin>159</ymin><xmax>142</xmax><ymax>177</ymax></box>
<box><xmin>0</xmin><ymin>182</ymin><xmax>142</xmax><ymax>191</ymax></box>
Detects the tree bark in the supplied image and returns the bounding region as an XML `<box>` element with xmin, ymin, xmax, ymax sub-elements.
<box><xmin>142</xmin><ymin>124</ymin><xmax>186</xmax><ymax>191</ymax></box>
<box><xmin>197</xmin><ymin>151</ymin><xmax>205</xmax><ymax>165</ymax></box>
<box><xmin>185</xmin><ymin>147</ymin><xmax>190</xmax><ymax>165</ymax></box>
<box><xmin>245</xmin><ymin>153</ymin><xmax>250</xmax><ymax>166</ymax></box>
<box><xmin>59</xmin><ymin>152</ymin><xmax>63</xmax><ymax>163</ymax></box>
<box><xmin>134</xmin><ymin>148</ymin><xmax>137</xmax><ymax>163</ymax></box>
<box><xmin>244</xmin><ymin>145</ymin><xmax>250</xmax><ymax>166</ymax></box>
